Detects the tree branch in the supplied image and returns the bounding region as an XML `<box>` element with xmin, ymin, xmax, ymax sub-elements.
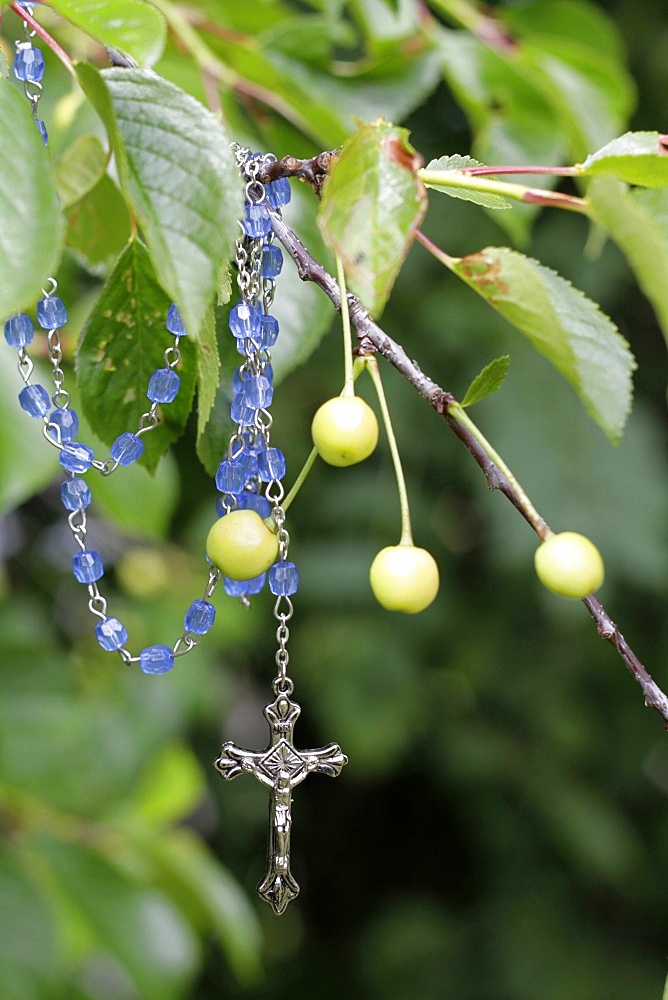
<box><xmin>269</xmin><ymin>207</ymin><xmax>668</xmax><ymax>727</ymax></box>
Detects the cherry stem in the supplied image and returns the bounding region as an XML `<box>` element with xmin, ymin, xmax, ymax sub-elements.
<box><xmin>10</xmin><ymin>2</ymin><xmax>74</xmax><ymax>75</ymax></box>
<box><xmin>281</xmin><ymin>446</ymin><xmax>318</xmax><ymax>514</ymax></box>
<box><xmin>269</xmin><ymin>205</ymin><xmax>668</xmax><ymax>726</ymax></box>
<box><xmin>447</xmin><ymin>402</ymin><xmax>547</xmax><ymax>536</ymax></box>
<box><xmin>363</xmin><ymin>357</ymin><xmax>414</xmax><ymax>547</ymax></box>
<box><xmin>336</xmin><ymin>252</ymin><xmax>355</xmax><ymax>397</ymax></box>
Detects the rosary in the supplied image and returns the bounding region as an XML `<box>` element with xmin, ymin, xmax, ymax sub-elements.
<box><xmin>5</xmin><ymin>4</ymin><xmax>348</xmax><ymax>916</ymax></box>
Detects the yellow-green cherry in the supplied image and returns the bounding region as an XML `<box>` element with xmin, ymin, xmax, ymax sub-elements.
<box><xmin>370</xmin><ymin>544</ymin><xmax>440</xmax><ymax>614</ymax></box>
<box><xmin>206</xmin><ymin>509</ymin><xmax>279</xmax><ymax>580</ymax></box>
<box><xmin>311</xmin><ymin>396</ymin><xmax>379</xmax><ymax>467</ymax></box>
<box><xmin>534</xmin><ymin>531</ymin><xmax>604</xmax><ymax>598</ymax></box>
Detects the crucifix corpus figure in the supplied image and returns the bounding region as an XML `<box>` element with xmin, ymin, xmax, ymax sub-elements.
<box><xmin>215</xmin><ymin>690</ymin><xmax>348</xmax><ymax>915</ymax></box>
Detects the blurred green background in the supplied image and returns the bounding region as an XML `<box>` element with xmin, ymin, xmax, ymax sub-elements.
<box><xmin>0</xmin><ymin>1</ymin><xmax>667</xmax><ymax>998</ymax></box>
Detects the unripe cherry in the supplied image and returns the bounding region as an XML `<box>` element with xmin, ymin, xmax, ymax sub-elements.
<box><xmin>534</xmin><ymin>531</ymin><xmax>604</xmax><ymax>598</ymax></box>
<box><xmin>311</xmin><ymin>395</ymin><xmax>378</xmax><ymax>467</ymax></box>
<box><xmin>370</xmin><ymin>544</ymin><xmax>439</xmax><ymax>613</ymax></box>
<box><xmin>206</xmin><ymin>509</ymin><xmax>278</xmax><ymax>580</ymax></box>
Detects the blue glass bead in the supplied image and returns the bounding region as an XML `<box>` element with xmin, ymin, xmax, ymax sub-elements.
<box><xmin>166</xmin><ymin>303</ymin><xmax>188</xmax><ymax>336</ymax></box>
<box><xmin>215</xmin><ymin>459</ymin><xmax>246</xmax><ymax>494</ymax></box>
<box><xmin>238</xmin><ymin>448</ymin><xmax>259</xmax><ymax>478</ymax></box>
<box><xmin>37</xmin><ymin>296</ymin><xmax>67</xmax><ymax>330</ymax></box>
<box><xmin>265</xmin><ymin>177</ymin><xmax>291</xmax><ymax>209</ymax></box>
<box><xmin>61</xmin><ymin>477</ymin><xmax>91</xmax><ymax>511</ymax></box>
<box><xmin>231</xmin><ymin>492</ymin><xmax>272</xmax><ymax>519</ymax></box>
<box><xmin>96</xmin><ymin>617</ymin><xmax>128</xmax><ymax>651</ymax></box>
<box><xmin>260</xmin><ymin>315</ymin><xmax>279</xmax><ymax>349</ymax></box>
<box><xmin>241</xmin><ymin>430</ymin><xmax>263</xmax><ymax>454</ymax></box>
<box><xmin>264</xmin><ymin>363</ymin><xmax>274</xmax><ymax>385</ymax></box>
<box><xmin>4</xmin><ymin>314</ymin><xmax>34</xmax><ymax>348</ymax></box>
<box><xmin>229</xmin><ymin>303</ymin><xmax>262</xmax><ymax>340</ymax></box>
<box><xmin>242</xmin><ymin>375</ymin><xmax>273</xmax><ymax>410</ymax></box>
<box><xmin>19</xmin><ymin>383</ymin><xmax>50</xmax><ymax>417</ymax></box>
<box><xmin>269</xmin><ymin>561</ymin><xmax>300</xmax><ymax>596</ymax></box>
<box><xmin>230</xmin><ymin>392</ymin><xmax>255</xmax><ymax>426</ymax></box>
<box><xmin>14</xmin><ymin>46</ymin><xmax>45</xmax><ymax>83</ymax></box>
<box><xmin>242</xmin><ymin>202</ymin><xmax>272</xmax><ymax>238</ymax></box>
<box><xmin>140</xmin><ymin>644</ymin><xmax>175</xmax><ymax>675</ymax></box>
<box><xmin>257</xmin><ymin>447</ymin><xmax>286</xmax><ymax>482</ymax></box>
<box><xmin>49</xmin><ymin>407</ymin><xmax>79</xmax><ymax>442</ymax></box>
<box><xmin>147</xmin><ymin>368</ymin><xmax>180</xmax><ymax>403</ymax></box>
<box><xmin>184</xmin><ymin>599</ymin><xmax>216</xmax><ymax>635</ymax></box>
<box><xmin>232</xmin><ymin>366</ymin><xmax>244</xmax><ymax>394</ymax></box>
<box><xmin>111</xmin><ymin>431</ymin><xmax>144</xmax><ymax>466</ymax></box>
<box><xmin>261</xmin><ymin>244</ymin><xmax>283</xmax><ymax>279</ymax></box>
<box><xmin>223</xmin><ymin>573</ymin><xmax>266</xmax><ymax>597</ymax></box>
<box><xmin>60</xmin><ymin>441</ymin><xmax>94</xmax><ymax>474</ymax></box>
<box><xmin>72</xmin><ymin>549</ymin><xmax>104</xmax><ymax>584</ymax></box>
<box><xmin>35</xmin><ymin>118</ymin><xmax>48</xmax><ymax>146</ymax></box>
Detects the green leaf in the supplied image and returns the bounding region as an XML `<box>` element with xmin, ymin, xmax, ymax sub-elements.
<box><xmin>588</xmin><ymin>178</ymin><xmax>668</xmax><ymax>347</ymax></box>
<box><xmin>195</xmin><ymin>305</ymin><xmax>221</xmax><ymax>451</ymax></box>
<box><xmin>260</xmin><ymin>36</ymin><xmax>443</xmax><ymax>138</ymax></box>
<box><xmin>461</xmin><ymin>355</ymin><xmax>510</xmax><ymax>407</ymax></box>
<box><xmin>201</xmin><ymin>34</ymin><xmax>349</xmax><ymax>148</ymax></box>
<box><xmin>449</xmin><ymin>247</ymin><xmax>635</xmax><ymax>441</ymax></box>
<box><xmin>47</xmin><ymin>0</ymin><xmax>167</xmax><ymax>67</ymax></box>
<box><xmin>139</xmin><ymin>830</ymin><xmax>263</xmax><ymax>986</ymax></box>
<box><xmin>65</xmin><ymin>173</ymin><xmax>132</xmax><ymax>271</ymax></box>
<box><xmin>501</xmin><ymin>0</ymin><xmax>626</xmax><ymax>61</ymax></box>
<box><xmin>104</xmin><ymin>68</ymin><xmax>243</xmax><ymax>338</ymax></box>
<box><xmin>195</xmin><ymin>325</ymin><xmax>235</xmax><ymax>475</ymax></box>
<box><xmin>499</xmin><ymin>2</ymin><xmax>633</xmax><ymax>158</ymax></box>
<box><xmin>580</xmin><ymin>131</ymin><xmax>668</xmax><ymax>187</ymax></box>
<box><xmin>127</xmin><ymin>743</ymin><xmax>206</xmax><ymax>828</ymax></box>
<box><xmin>75</xmin><ymin>61</ymin><xmax>125</xmax><ymax>167</ymax></box>
<box><xmin>77</xmin><ymin>65</ymin><xmax>244</xmax><ymax>338</ymax></box>
<box><xmin>55</xmin><ymin>134</ymin><xmax>108</xmax><ymax>208</ymax></box>
<box><xmin>318</xmin><ymin>120</ymin><xmax>427</xmax><ymax>315</ymax></box>
<box><xmin>0</xmin><ymin>83</ymin><xmax>64</xmax><ymax>320</ymax></box>
<box><xmin>528</xmin><ymin>46</ymin><xmax>631</xmax><ymax>158</ymax></box>
<box><xmin>40</xmin><ymin>837</ymin><xmax>199</xmax><ymax>1000</ymax></box>
<box><xmin>423</xmin><ymin>155</ymin><xmax>512</xmax><ymax>209</ymax></box>
<box><xmin>77</xmin><ymin>238</ymin><xmax>197</xmax><ymax>472</ymax></box>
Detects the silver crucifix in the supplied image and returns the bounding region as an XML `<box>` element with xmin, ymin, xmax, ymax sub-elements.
<box><xmin>214</xmin><ymin>689</ymin><xmax>347</xmax><ymax>915</ymax></box>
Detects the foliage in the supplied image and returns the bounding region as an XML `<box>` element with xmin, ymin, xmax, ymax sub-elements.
<box><xmin>0</xmin><ymin>0</ymin><xmax>667</xmax><ymax>998</ymax></box>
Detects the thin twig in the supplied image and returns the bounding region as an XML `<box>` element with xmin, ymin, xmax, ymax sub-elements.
<box><xmin>269</xmin><ymin>207</ymin><xmax>668</xmax><ymax>726</ymax></box>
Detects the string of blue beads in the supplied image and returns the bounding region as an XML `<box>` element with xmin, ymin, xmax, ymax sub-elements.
<box><xmin>214</xmin><ymin>170</ymin><xmax>299</xmax><ymax>600</ymax></box>
<box><xmin>3</xmin><ymin>300</ymin><xmax>219</xmax><ymax>675</ymax></box>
